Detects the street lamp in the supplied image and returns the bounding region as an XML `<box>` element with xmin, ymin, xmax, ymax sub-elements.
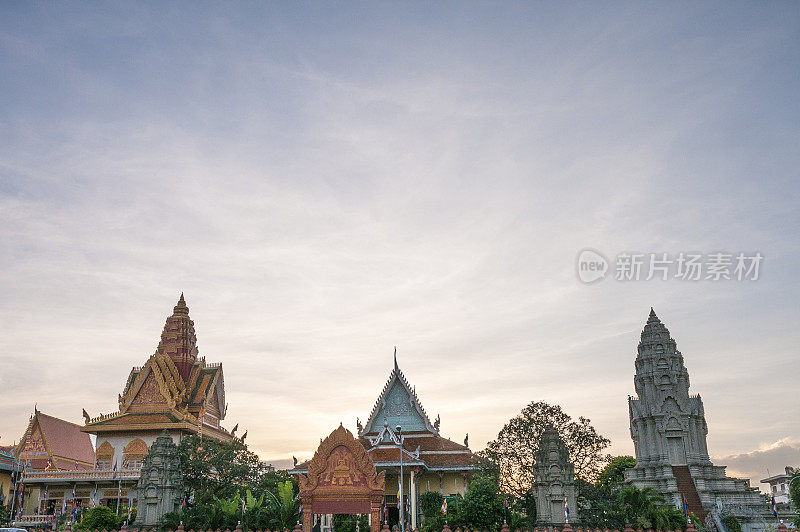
<box><xmin>397</xmin><ymin>425</ymin><xmax>405</xmax><ymax>532</ymax></box>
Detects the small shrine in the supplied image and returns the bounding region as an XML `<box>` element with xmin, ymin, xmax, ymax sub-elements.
<box><xmin>133</xmin><ymin>430</ymin><xmax>185</xmax><ymax>527</ymax></box>
<box><xmin>533</xmin><ymin>428</ymin><xmax>576</xmax><ymax>526</ymax></box>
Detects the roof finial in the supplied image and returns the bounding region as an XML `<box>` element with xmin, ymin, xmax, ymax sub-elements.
<box><xmin>393</xmin><ymin>346</ymin><xmax>398</xmax><ymax>370</ymax></box>
<box><xmin>647</xmin><ymin>307</ymin><xmax>660</xmax><ymax>324</ymax></box>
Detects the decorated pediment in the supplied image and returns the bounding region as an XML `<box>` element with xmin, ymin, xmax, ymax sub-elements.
<box><xmin>362</xmin><ymin>356</ymin><xmax>437</xmax><ymax>436</ymax></box>
<box><xmin>127</xmin><ymin>369</ymin><xmax>170</xmax><ymax>412</ymax></box>
<box><xmin>299</xmin><ymin>425</ymin><xmax>385</xmax><ymax>495</ymax></box>
<box><xmin>20</xmin><ymin>422</ymin><xmax>48</xmax><ymax>458</ymax></box>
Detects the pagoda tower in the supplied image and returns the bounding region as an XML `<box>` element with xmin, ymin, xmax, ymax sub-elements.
<box><xmin>155</xmin><ymin>293</ymin><xmax>199</xmax><ymax>382</ymax></box>
<box><xmin>626</xmin><ymin>309</ymin><xmax>769</xmax><ymax>532</ymax></box>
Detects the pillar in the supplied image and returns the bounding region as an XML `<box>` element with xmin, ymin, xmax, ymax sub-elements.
<box><xmin>302</xmin><ymin>498</ymin><xmax>312</xmax><ymax>532</ymax></box>
<box><xmin>371</xmin><ymin>498</ymin><xmax>382</xmax><ymax>532</ymax></box>
<box><xmin>410</xmin><ymin>470</ymin><xmax>417</xmax><ymax>530</ymax></box>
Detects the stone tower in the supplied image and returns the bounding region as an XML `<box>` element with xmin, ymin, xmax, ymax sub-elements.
<box><xmin>133</xmin><ymin>430</ymin><xmax>184</xmax><ymax>527</ymax></box>
<box><xmin>625</xmin><ymin>309</ymin><xmax>768</xmax><ymax>532</ymax></box>
<box><xmin>534</xmin><ymin>428</ymin><xmax>576</xmax><ymax>526</ymax></box>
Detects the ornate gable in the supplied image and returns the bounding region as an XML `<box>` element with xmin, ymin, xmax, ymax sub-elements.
<box><xmin>19</xmin><ymin>416</ymin><xmax>49</xmax><ymax>459</ymax></box>
<box><xmin>124</xmin><ymin>362</ymin><xmax>174</xmax><ymax>413</ymax></box>
<box><xmin>361</xmin><ymin>354</ymin><xmax>437</xmax><ymax>437</ymax></box>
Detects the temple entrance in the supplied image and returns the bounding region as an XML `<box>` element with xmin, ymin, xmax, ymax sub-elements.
<box><xmin>299</xmin><ymin>425</ymin><xmax>386</xmax><ymax>532</ymax></box>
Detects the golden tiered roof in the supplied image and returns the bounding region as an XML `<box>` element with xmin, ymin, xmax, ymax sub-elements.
<box><xmin>81</xmin><ymin>295</ymin><xmax>232</xmax><ymax>441</ymax></box>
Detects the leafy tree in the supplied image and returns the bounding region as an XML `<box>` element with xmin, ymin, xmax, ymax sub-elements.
<box><xmin>74</xmin><ymin>506</ymin><xmax>124</xmax><ymax>531</ymax></box>
<box><xmin>177</xmin><ymin>434</ymin><xmax>265</xmax><ymax>500</ymax></box>
<box><xmin>419</xmin><ymin>491</ymin><xmax>445</xmax><ymax>532</ymax></box>
<box><xmin>262</xmin><ymin>480</ymin><xmax>300</xmax><ymax>530</ymax></box>
<box><xmin>609</xmin><ymin>486</ymin><xmax>687</xmax><ymax>530</ymax></box>
<box><xmin>457</xmin><ymin>476</ymin><xmax>505</xmax><ymax>531</ymax></box>
<box><xmin>789</xmin><ymin>469</ymin><xmax>800</xmax><ymax>527</ymax></box>
<box><xmin>480</xmin><ymin>401</ymin><xmax>611</xmax><ymax>496</ymax></box>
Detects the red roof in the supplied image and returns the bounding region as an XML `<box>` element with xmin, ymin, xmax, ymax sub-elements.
<box><xmin>34</xmin><ymin>411</ymin><xmax>95</xmax><ymax>466</ymax></box>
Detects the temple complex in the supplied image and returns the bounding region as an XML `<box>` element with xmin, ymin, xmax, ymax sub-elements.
<box><xmin>13</xmin><ymin>295</ymin><xmax>235</xmax><ymax>527</ymax></box>
<box><xmin>625</xmin><ymin>309</ymin><xmax>769</xmax><ymax>532</ymax></box>
<box><xmin>290</xmin><ymin>355</ymin><xmax>477</xmax><ymax>530</ymax></box>
<box><xmin>533</xmin><ymin>428</ymin><xmax>576</xmax><ymax>527</ymax></box>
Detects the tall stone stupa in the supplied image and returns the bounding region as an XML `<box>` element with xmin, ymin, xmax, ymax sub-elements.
<box><xmin>625</xmin><ymin>309</ymin><xmax>769</xmax><ymax>532</ymax></box>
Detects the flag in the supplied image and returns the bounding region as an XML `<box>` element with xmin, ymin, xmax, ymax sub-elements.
<box><xmin>299</xmin><ymin>502</ymin><xmax>303</xmax><ymax>519</ymax></box>
<box><xmin>683</xmin><ymin>494</ymin><xmax>690</xmax><ymax>517</ymax></box>
<box><xmin>112</xmin><ymin>460</ymin><xmax>118</xmax><ymax>479</ymax></box>
<box><xmin>564</xmin><ymin>496</ymin><xmax>570</xmax><ymax>519</ymax></box>
<box><xmin>122</xmin><ymin>458</ymin><xmax>129</xmax><ymax>470</ymax></box>
<box><xmin>383</xmin><ymin>501</ymin><xmax>388</xmax><ymax>523</ymax></box>
<box><xmin>72</xmin><ymin>484</ymin><xmax>76</xmax><ymax>501</ymax></box>
<box><xmin>46</xmin><ymin>458</ymin><xmax>53</xmax><ymax>470</ymax></box>
<box><xmin>181</xmin><ymin>496</ymin><xmax>187</xmax><ymax>511</ymax></box>
<box><xmin>441</xmin><ymin>497</ymin><xmax>447</xmax><ymax>515</ymax></box>
<box><xmin>772</xmin><ymin>496</ymin><xmax>777</xmax><ymax>518</ymax></box>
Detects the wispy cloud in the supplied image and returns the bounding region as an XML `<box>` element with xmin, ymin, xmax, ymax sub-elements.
<box><xmin>0</xmin><ymin>3</ymin><xmax>798</xmax><ymax>485</ymax></box>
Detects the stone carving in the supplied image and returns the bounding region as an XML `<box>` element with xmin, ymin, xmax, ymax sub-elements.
<box><xmin>299</xmin><ymin>425</ymin><xmax>385</xmax><ymax>532</ymax></box>
<box><xmin>133</xmin><ymin>430</ymin><xmax>184</xmax><ymax>527</ymax></box>
<box><xmin>626</xmin><ymin>309</ymin><xmax>769</xmax><ymax>532</ymax></box>
<box><xmin>533</xmin><ymin>428</ymin><xmax>576</xmax><ymax>526</ymax></box>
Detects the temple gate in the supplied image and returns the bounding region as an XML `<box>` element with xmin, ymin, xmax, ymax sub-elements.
<box><xmin>298</xmin><ymin>425</ymin><xmax>385</xmax><ymax>532</ymax></box>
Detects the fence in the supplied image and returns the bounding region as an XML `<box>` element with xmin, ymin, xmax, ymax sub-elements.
<box><xmin>35</xmin><ymin>521</ymin><xmax>792</xmax><ymax>532</ymax></box>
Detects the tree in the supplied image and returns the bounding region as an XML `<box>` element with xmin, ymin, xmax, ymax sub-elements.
<box><xmin>480</xmin><ymin>401</ymin><xmax>611</xmax><ymax>496</ymax></box>
<box><xmin>177</xmin><ymin>434</ymin><xmax>265</xmax><ymax>500</ymax></box>
<box><xmin>75</xmin><ymin>506</ymin><xmax>124</xmax><ymax>531</ymax></box>
<box><xmin>419</xmin><ymin>491</ymin><xmax>445</xmax><ymax>532</ymax></box>
<box><xmin>457</xmin><ymin>476</ymin><xmax>505</xmax><ymax>531</ymax></box>
<box><xmin>789</xmin><ymin>469</ymin><xmax>800</xmax><ymax>527</ymax></box>
<box><xmin>610</xmin><ymin>486</ymin><xmax>687</xmax><ymax>530</ymax></box>
<box><xmin>261</xmin><ymin>480</ymin><xmax>300</xmax><ymax>530</ymax></box>
<box><xmin>579</xmin><ymin>456</ymin><xmax>636</xmax><ymax>527</ymax></box>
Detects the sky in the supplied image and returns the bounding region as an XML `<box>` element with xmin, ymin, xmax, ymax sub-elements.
<box><xmin>0</xmin><ymin>2</ymin><xmax>798</xmax><ymax>491</ymax></box>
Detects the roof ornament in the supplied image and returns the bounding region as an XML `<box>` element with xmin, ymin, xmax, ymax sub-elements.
<box><xmin>230</xmin><ymin>423</ymin><xmax>238</xmax><ymax>437</ymax></box>
<box><xmin>357</xmin><ymin>417</ymin><xmax>363</xmax><ymax>434</ymax></box>
<box><xmin>434</xmin><ymin>414</ymin><xmax>440</xmax><ymax>431</ymax></box>
<box><xmin>293</xmin><ymin>456</ymin><xmax>298</xmax><ymax>467</ymax></box>
<box><xmin>464</xmin><ymin>433</ymin><xmax>469</xmax><ymax>448</ymax></box>
<box><xmin>82</xmin><ymin>409</ymin><xmax>90</xmax><ymax>424</ymax></box>
<box><xmin>393</xmin><ymin>346</ymin><xmax>398</xmax><ymax>370</ymax></box>
<box><xmin>240</xmin><ymin>430</ymin><xmax>247</xmax><ymax>442</ymax></box>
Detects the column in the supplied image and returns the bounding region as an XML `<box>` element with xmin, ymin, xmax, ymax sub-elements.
<box><xmin>410</xmin><ymin>469</ymin><xmax>417</xmax><ymax>530</ymax></box>
<box><xmin>302</xmin><ymin>498</ymin><xmax>312</xmax><ymax>532</ymax></box>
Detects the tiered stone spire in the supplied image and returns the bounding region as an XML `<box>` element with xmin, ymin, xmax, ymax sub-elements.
<box><xmin>155</xmin><ymin>293</ymin><xmax>198</xmax><ymax>381</ymax></box>
<box><xmin>533</xmin><ymin>428</ymin><xmax>576</xmax><ymax>526</ymax></box>
<box><xmin>630</xmin><ymin>308</ymin><xmax>706</xmax><ymax>467</ymax></box>
<box><xmin>627</xmin><ymin>309</ymin><xmax>768</xmax><ymax>530</ymax></box>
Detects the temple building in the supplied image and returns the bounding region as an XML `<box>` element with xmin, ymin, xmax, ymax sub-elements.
<box><xmin>82</xmin><ymin>294</ymin><xmax>233</xmax><ymax>463</ymax></box>
<box><xmin>10</xmin><ymin>409</ymin><xmax>96</xmax><ymax>523</ymax></box>
<box><xmin>290</xmin><ymin>355</ymin><xmax>477</xmax><ymax>530</ymax></box>
<box><xmin>0</xmin><ymin>445</ymin><xmax>22</xmax><ymax>506</ymax></box>
<box><xmin>14</xmin><ymin>295</ymin><xmax>235</xmax><ymax>527</ymax></box>
<box><xmin>625</xmin><ymin>309</ymin><xmax>769</xmax><ymax>532</ymax></box>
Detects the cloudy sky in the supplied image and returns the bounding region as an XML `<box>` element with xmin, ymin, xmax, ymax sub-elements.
<box><xmin>1</xmin><ymin>3</ymin><xmax>798</xmax><ymax>490</ymax></box>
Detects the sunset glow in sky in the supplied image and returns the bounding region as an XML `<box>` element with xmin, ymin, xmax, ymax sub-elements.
<box><xmin>1</xmin><ymin>3</ymin><xmax>798</xmax><ymax>489</ymax></box>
